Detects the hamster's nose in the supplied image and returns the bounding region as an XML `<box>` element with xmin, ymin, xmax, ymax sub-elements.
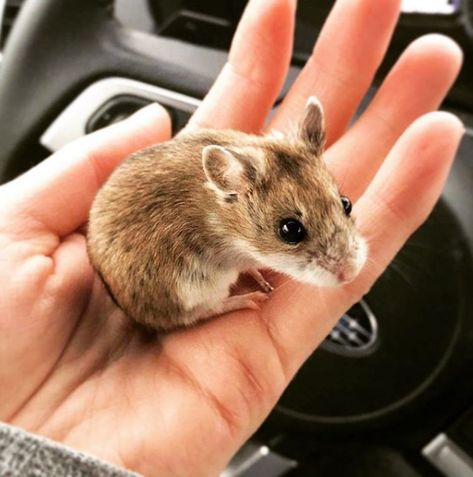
<box><xmin>337</xmin><ymin>237</ymin><xmax>368</xmax><ymax>283</ymax></box>
<box><xmin>336</xmin><ymin>261</ymin><xmax>361</xmax><ymax>284</ymax></box>
<box><xmin>337</xmin><ymin>268</ymin><xmax>357</xmax><ymax>284</ymax></box>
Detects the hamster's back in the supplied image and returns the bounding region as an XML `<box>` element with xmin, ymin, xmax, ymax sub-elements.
<box><xmin>87</xmin><ymin>129</ymin><xmax>246</xmax><ymax>328</ymax></box>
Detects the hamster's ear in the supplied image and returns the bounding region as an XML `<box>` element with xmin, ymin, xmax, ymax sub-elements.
<box><xmin>202</xmin><ymin>145</ymin><xmax>250</xmax><ymax>197</ymax></box>
<box><xmin>298</xmin><ymin>96</ymin><xmax>326</xmax><ymax>154</ymax></box>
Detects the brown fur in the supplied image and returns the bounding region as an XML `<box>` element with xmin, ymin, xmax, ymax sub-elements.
<box><xmin>87</xmin><ymin>103</ymin><xmax>364</xmax><ymax>331</ymax></box>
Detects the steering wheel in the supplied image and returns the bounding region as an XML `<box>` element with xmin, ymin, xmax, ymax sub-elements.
<box><xmin>0</xmin><ymin>0</ymin><xmax>226</xmax><ymax>181</ymax></box>
<box><xmin>1</xmin><ymin>0</ymin><xmax>473</xmax><ymax>472</ymax></box>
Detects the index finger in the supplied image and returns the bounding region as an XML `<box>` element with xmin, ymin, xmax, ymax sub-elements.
<box><xmin>187</xmin><ymin>0</ymin><xmax>295</xmax><ymax>132</ymax></box>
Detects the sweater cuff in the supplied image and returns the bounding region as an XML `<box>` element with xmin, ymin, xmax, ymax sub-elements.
<box><xmin>0</xmin><ymin>422</ymin><xmax>140</xmax><ymax>477</ymax></box>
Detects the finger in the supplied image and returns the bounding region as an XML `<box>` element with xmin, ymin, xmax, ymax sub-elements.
<box><xmin>187</xmin><ymin>0</ymin><xmax>295</xmax><ymax>132</ymax></box>
<box><xmin>2</xmin><ymin>103</ymin><xmax>171</xmax><ymax>237</ymax></box>
<box><xmin>270</xmin><ymin>0</ymin><xmax>401</xmax><ymax>145</ymax></box>
<box><xmin>265</xmin><ymin>112</ymin><xmax>464</xmax><ymax>376</ymax></box>
<box><xmin>51</xmin><ymin>233</ymin><xmax>94</xmax><ymax>304</ymax></box>
<box><xmin>328</xmin><ymin>34</ymin><xmax>463</xmax><ymax>201</ymax></box>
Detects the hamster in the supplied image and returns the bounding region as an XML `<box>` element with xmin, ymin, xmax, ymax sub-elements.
<box><xmin>87</xmin><ymin>97</ymin><xmax>367</xmax><ymax>331</ymax></box>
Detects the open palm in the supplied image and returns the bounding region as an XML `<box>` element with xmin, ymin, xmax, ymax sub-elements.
<box><xmin>0</xmin><ymin>0</ymin><xmax>465</xmax><ymax>475</ymax></box>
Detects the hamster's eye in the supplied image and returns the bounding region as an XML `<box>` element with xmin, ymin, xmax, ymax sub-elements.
<box><xmin>341</xmin><ymin>196</ymin><xmax>352</xmax><ymax>217</ymax></box>
<box><xmin>279</xmin><ymin>219</ymin><xmax>306</xmax><ymax>245</ymax></box>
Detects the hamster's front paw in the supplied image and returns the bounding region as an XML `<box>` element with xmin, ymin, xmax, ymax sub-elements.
<box><xmin>248</xmin><ymin>268</ymin><xmax>274</xmax><ymax>293</ymax></box>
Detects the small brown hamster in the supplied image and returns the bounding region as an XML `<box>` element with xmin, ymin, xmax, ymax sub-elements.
<box><xmin>87</xmin><ymin>97</ymin><xmax>367</xmax><ymax>331</ymax></box>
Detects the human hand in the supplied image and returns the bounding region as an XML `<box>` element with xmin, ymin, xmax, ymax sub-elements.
<box><xmin>0</xmin><ymin>0</ymin><xmax>465</xmax><ymax>476</ymax></box>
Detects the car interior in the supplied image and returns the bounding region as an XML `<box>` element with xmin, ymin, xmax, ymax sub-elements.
<box><xmin>0</xmin><ymin>1</ymin><xmax>472</xmax><ymax>476</ymax></box>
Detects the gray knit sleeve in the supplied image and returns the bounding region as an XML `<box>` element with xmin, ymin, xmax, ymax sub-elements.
<box><xmin>0</xmin><ymin>422</ymin><xmax>141</xmax><ymax>477</ymax></box>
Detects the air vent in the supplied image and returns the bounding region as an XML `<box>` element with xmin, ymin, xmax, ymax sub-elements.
<box><xmin>0</xmin><ymin>0</ymin><xmax>25</xmax><ymax>49</ymax></box>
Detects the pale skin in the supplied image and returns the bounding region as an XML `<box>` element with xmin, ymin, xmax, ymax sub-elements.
<box><xmin>0</xmin><ymin>0</ymin><xmax>465</xmax><ymax>475</ymax></box>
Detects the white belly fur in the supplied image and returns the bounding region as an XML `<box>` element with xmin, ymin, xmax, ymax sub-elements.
<box><xmin>177</xmin><ymin>266</ymin><xmax>240</xmax><ymax>312</ymax></box>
